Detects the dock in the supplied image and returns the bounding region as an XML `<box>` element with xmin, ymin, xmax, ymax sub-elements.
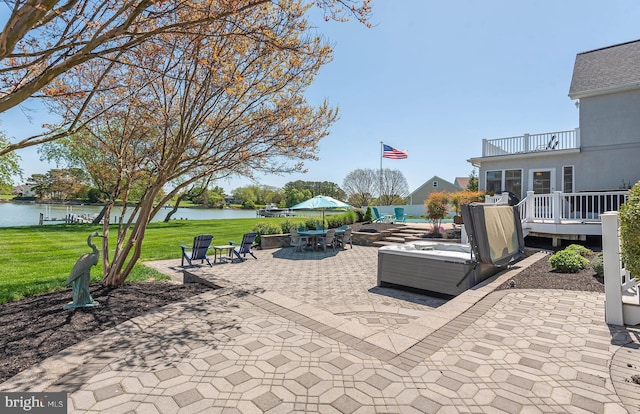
<box><xmin>256</xmin><ymin>208</ymin><xmax>295</xmax><ymax>218</ymax></box>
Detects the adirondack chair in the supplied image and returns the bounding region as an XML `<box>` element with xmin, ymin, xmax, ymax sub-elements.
<box><xmin>181</xmin><ymin>234</ymin><xmax>213</xmax><ymax>267</ymax></box>
<box><xmin>229</xmin><ymin>232</ymin><xmax>258</xmax><ymax>262</ymax></box>
<box><xmin>372</xmin><ymin>207</ymin><xmax>386</xmax><ymax>223</ymax></box>
<box><xmin>393</xmin><ymin>207</ymin><xmax>407</xmax><ymax>223</ymax></box>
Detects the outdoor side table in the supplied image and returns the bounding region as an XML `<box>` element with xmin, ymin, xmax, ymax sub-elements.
<box><xmin>212</xmin><ymin>245</ymin><xmax>234</xmax><ymax>263</ymax></box>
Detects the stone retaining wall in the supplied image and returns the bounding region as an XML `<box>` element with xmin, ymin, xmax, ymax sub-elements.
<box><xmin>352</xmin><ymin>230</ymin><xmax>392</xmax><ymax>247</ymax></box>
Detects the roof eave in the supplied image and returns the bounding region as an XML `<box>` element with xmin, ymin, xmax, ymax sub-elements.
<box><xmin>569</xmin><ymin>82</ymin><xmax>640</xmax><ymax>99</ymax></box>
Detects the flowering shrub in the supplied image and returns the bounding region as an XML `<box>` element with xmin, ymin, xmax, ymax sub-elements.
<box><xmin>549</xmin><ymin>249</ymin><xmax>589</xmax><ymax>273</ymax></box>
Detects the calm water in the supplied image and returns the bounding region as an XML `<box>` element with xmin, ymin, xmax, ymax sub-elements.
<box><xmin>0</xmin><ymin>202</ymin><xmax>260</xmax><ymax>228</ymax></box>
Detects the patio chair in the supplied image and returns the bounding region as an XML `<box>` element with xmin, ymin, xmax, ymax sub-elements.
<box><xmin>336</xmin><ymin>228</ymin><xmax>352</xmax><ymax>249</ymax></box>
<box><xmin>393</xmin><ymin>207</ymin><xmax>407</xmax><ymax>223</ymax></box>
<box><xmin>290</xmin><ymin>228</ymin><xmax>309</xmax><ymax>252</ymax></box>
<box><xmin>181</xmin><ymin>234</ymin><xmax>213</xmax><ymax>267</ymax></box>
<box><xmin>228</xmin><ymin>232</ymin><xmax>258</xmax><ymax>262</ymax></box>
<box><xmin>372</xmin><ymin>207</ymin><xmax>386</xmax><ymax>223</ymax></box>
<box><xmin>317</xmin><ymin>229</ymin><xmax>337</xmax><ymax>252</ymax></box>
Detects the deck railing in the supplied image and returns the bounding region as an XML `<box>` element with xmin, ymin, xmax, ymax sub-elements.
<box><xmin>482</xmin><ymin>128</ymin><xmax>580</xmax><ymax>157</ymax></box>
<box><xmin>486</xmin><ymin>190</ymin><xmax>629</xmax><ymax>223</ymax></box>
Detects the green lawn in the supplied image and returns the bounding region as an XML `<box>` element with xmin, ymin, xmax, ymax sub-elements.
<box><xmin>0</xmin><ymin>218</ymin><xmax>286</xmax><ymax>304</ymax></box>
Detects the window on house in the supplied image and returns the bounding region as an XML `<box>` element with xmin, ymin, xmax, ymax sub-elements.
<box><xmin>505</xmin><ymin>170</ymin><xmax>522</xmax><ymax>198</ymax></box>
<box><xmin>433</xmin><ymin>181</ymin><xmax>438</xmax><ymax>188</ymax></box>
<box><xmin>563</xmin><ymin>166</ymin><xmax>574</xmax><ymax>193</ymax></box>
<box><xmin>486</xmin><ymin>171</ymin><xmax>502</xmax><ymax>194</ymax></box>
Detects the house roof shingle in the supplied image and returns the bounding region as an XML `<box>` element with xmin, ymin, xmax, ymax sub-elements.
<box><xmin>454</xmin><ymin>177</ymin><xmax>469</xmax><ymax>189</ymax></box>
<box><xmin>569</xmin><ymin>39</ymin><xmax>640</xmax><ymax>99</ymax></box>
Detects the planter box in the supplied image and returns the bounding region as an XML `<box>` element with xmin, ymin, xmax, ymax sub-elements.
<box><xmin>260</xmin><ymin>234</ymin><xmax>291</xmax><ymax>249</ymax></box>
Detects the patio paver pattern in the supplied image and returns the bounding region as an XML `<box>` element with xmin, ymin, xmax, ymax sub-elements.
<box><xmin>3</xmin><ymin>245</ymin><xmax>640</xmax><ymax>413</ymax></box>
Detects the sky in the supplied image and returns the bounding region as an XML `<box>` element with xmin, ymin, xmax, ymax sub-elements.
<box><xmin>2</xmin><ymin>0</ymin><xmax>640</xmax><ymax>195</ymax></box>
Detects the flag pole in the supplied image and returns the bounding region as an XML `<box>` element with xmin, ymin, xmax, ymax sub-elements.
<box><xmin>379</xmin><ymin>141</ymin><xmax>383</xmax><ymax>201</ymax></box>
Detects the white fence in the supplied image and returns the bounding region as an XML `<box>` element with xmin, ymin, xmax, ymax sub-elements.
<box><xmin>601</xmin><ymin>212</ymin><xmax>640</xmax><ymax>326</ymax></box>
<box><xmin>367</xmin><ymin>204</ymin><xmax>432</xmax><ymax>219</ymax></box>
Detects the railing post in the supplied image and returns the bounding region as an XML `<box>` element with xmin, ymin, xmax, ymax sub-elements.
<box><xmin>523</xmin><ymin>133</ymin><xmax>530</xmax><ymax>152</ymax></box>
<box><xmin>575</xmin><ymin>127</ymin><xmax>580</xmax><ymax>149</ymax></box>
<box><xmin>525</xmin><ymin>191</ymin><xmax>534</xmax><ymax>222</ymax></box>
<box><xmin>553</xmin><ymin>191</ymin><xmax>561</xmax><ymax>224</ymax></box>
<box><xmin>602</xmin><ymin>212</ymin><xmax>624</xmax><ymax>326</ymax></box>
<box><xmin>482</xmin><ymin>138</ymin><xmax>488</xmax><ymax>156</ymax></box>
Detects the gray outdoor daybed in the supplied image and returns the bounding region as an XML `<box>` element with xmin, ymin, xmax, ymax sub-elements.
<box><xmin>377</xmin><ymin>203</ymin><xmax>525</xmax><ymax>296</ymax></box>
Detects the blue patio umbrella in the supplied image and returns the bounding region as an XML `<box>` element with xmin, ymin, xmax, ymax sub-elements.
<box><xmin>289</xmin><ymin>195</ymin><xmax>353</xmax><ymax>222</ymax></box>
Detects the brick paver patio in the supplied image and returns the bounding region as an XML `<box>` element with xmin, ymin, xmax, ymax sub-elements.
<box><xmin>3</xmin><ymin>245</ymin><xmax>640</xmax><ymax>413</ymax></box>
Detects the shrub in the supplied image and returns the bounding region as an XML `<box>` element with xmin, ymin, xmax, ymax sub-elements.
<box><xmin>620</xmin><ymin>180</ymin><xmax>640</xmax><ymax>279</ymax></box>
<box><xmin>304</xmin><ymin>217</ymin><xmax>324</xmax><ymax>230</ymax></box>
<box><xmin>326</xmin><ymin>215</ymin><xmax>343</xmax><ymax>229</ymax></box>
<box><xmin>363</xmin><ymin>206</ymin><xmax>373</xmax><ymax>222</ymax></box>
<box><xmin>252</xmin><ymin>221</ymin><xmax>282</xmax><ymax>244</ymax></box>
<box><xmin>549</xmin><ymin>250</ymin><xmax>589</xmax><ymax>273</ymax></box>
<box><xmin>565</xmin><ymin>244</ymin><xmax>592</xmax><ymax>257</ymax></box>
<box><xmin>352</xmin><ymin>208</ymin><xmax>365</xmax><ymax>222</ymax></box>
<box><xmin>344</xmin><ymin>210</ymin><xmax>358</xmax><ymax>224</ymax></box>
<box><xmin>279</xmin><ymin>220</ymin><xmax>299</xmax><ymax>234</ymax></box>
<box><xmin>450</xmin><ymin>190</ymin><xmax>485</xmax><ymax>216</ymax></box>
<box><xmin>591</xmin><ymin>252</ymin><xmax>604</xmax><ymax>278</ymax></box>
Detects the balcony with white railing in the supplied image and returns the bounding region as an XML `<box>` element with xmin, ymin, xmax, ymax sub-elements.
<box><xmin>482</xmin><ymin>128</ymin><xmax>580</xmax><ymax>157</ymax></box>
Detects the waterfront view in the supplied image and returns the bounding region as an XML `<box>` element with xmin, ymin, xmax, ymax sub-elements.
<box><xmin>0</xmin><ymin>202</ymin><xmax>260</xmax><ymax>228</ymax></box>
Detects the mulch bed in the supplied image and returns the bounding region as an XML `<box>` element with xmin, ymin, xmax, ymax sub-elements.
<box><xmin>495</xmin><ymin>249</ymin><xmax>604</xmax><ymax>292</ymax></box>
<box><xmin>0</xmin><ymin>241</ymin><xmax>604</xmax><ymax>384</ymax></box>
<box><xmin>0</xmin><ymin>282</ymin><xmax>210</xmax><ymax>383</ymax></box>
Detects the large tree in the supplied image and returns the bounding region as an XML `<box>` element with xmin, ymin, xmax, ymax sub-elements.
<box><xmin>47</xmin><ymin>0</ymin><xmax>337</xmax><ymax>285</ymax></box>
<box><xmin>377</xmin><ymin>168</ymin><xmax>409</xmax><ymax>205</ymax></box>
<box><xmin>282</xmin><ymin>180</ymin><xmax>345</xmax><ymax>205</ymax></box>
<box><xmin>0</xmin><ymin>0</ymin><xmax>371</xmax><ymax>156</ymax></box>
<box><xmin>342</xmin><ymin>168</ymin><xmax>376</xmax><ymax>207</ymax></box>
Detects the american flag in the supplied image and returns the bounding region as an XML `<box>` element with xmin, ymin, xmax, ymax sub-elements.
<box><xmin>382</xmin><ymin>144</ymin><xmax>408</xmax><ymax>159</ymax></box>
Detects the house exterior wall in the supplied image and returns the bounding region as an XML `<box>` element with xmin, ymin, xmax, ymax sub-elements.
<box><xmin>577</xmin><ymin>89</ymin><xmax>640</xmax><ymax>189</ymax></box>
<box><xmin>408</xmin><ymin>176</ymin><xmax>461</xmax><ymax>206</ymax></box>
<box><xmin>476</xmin><ymin>89</ymin><xmax>640</xmax><ymax>195</ymax></box>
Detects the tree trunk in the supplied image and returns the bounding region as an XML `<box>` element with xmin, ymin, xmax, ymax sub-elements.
<box><xmin>163</xmin><ymin>194</ymin><xmax>186</xmax><ymax>222</ymax></box>
<box><xmin>92</xmin><ymin>204</ymin><xmax>109</xmax><ymax>224</ymax></box>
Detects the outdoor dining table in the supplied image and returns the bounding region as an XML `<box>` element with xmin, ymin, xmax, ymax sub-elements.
<box><xmin>298</xmin><ymin>229</ymin><xmax>345</xmax><ymax>251</ymax></box>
